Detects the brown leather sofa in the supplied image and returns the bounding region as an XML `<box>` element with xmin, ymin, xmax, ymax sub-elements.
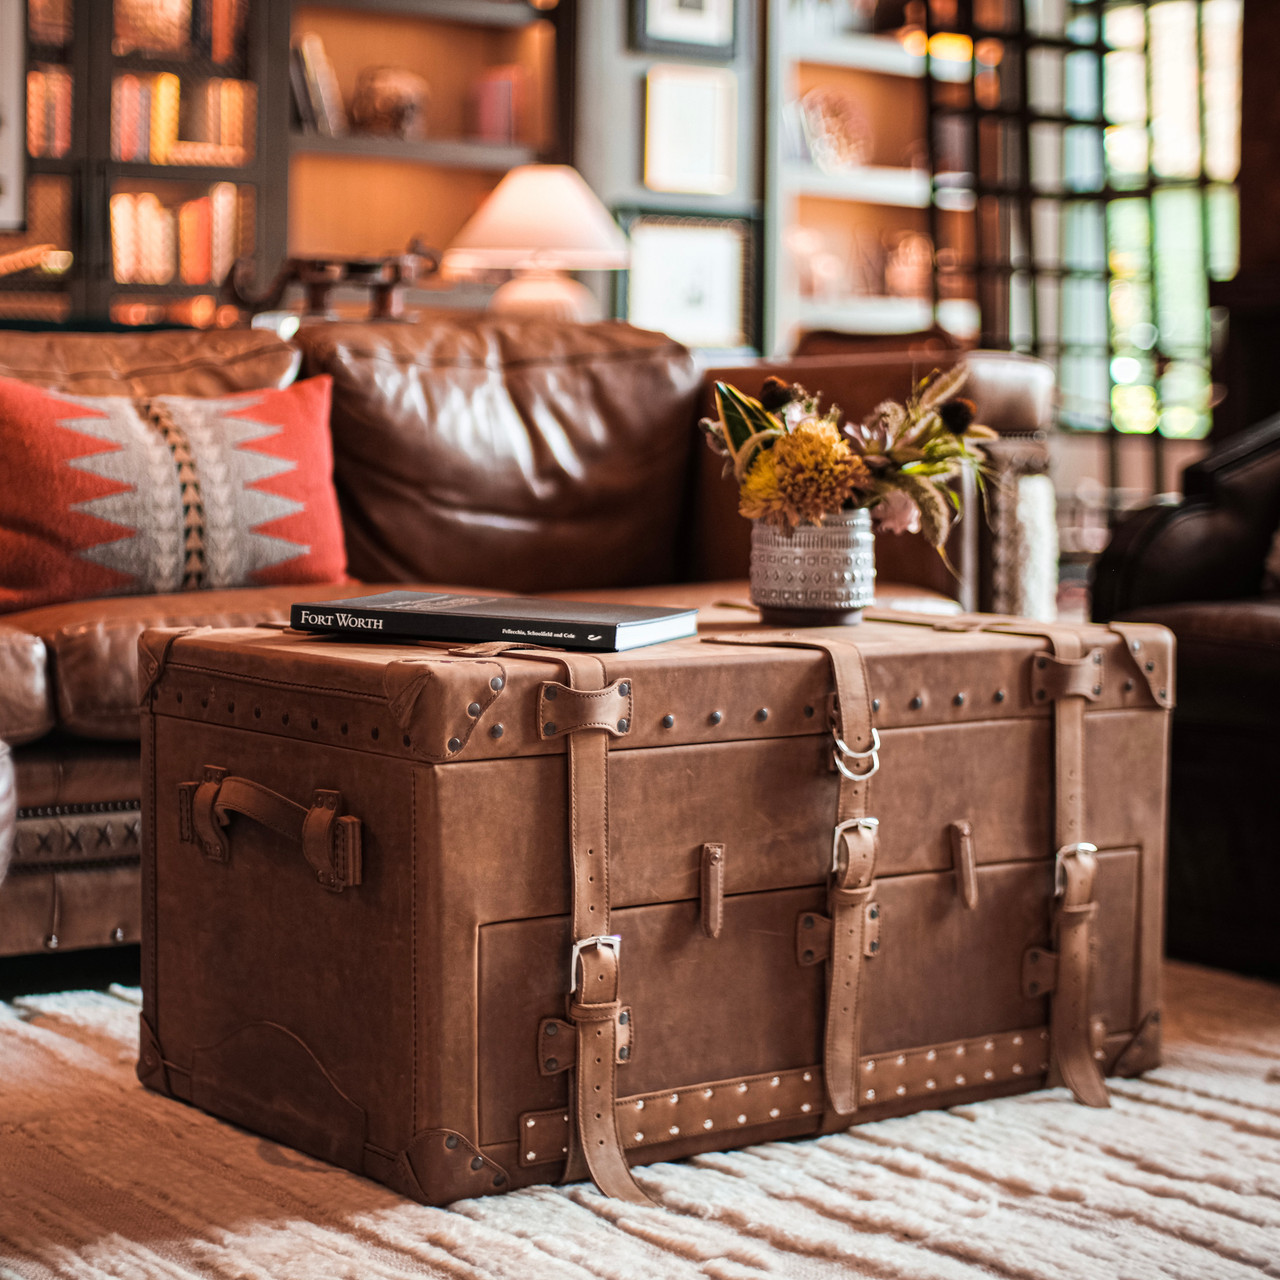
<box><xmin>1092</xmin><ymin>413</ymin><xmax>1280</xmax><ymax>979</ymax></box>
<box><xmin>0</xmin><ymin>318</ymin><xmax>1054</xmax><ymax>959</ymax></box>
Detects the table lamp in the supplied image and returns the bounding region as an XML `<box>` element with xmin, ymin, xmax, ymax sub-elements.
<box><xmin>442</xmin><ymin>164</ymin><xmax>629</xmax><ymax>321</ymax></box>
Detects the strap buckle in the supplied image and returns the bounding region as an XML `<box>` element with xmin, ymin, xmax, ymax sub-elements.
<box><xmin>832</xmin><ymin>817</ymin><xmax>879</xmax><ymax>873</ymax></box>
<box><xmin>831</xmin><ymin>724</ymin><xmax>880</xmax><ymax>781</ymax></box>
<box><xmin>570</xmin><ymin>934</ymin><xmax>621</xmax><ymax>993</ymax></box>
<box><xmin>1054</xmin><ymin>842</ymin><xmax>1098</xmax><ymax>897</ymax></box>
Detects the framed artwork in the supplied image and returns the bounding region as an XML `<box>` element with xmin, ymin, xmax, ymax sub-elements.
<box><xmin>615</xmin><ymin>210</ymin><xmax>759</xmax><ymax>353</ymax></box>
<box><xmin>643</xmin><ymin>65</ymin><xmax>737</xmax><ymax>196</ymax></box>
<box><xmin>630</xmin><ymin>0</ymin><xmax>736</xmax><ymax>60</ymax></box>
<box><xmin>0</xmin><ymin>0</ymin><xmax>26</xmax><ymax>231</ymax></box>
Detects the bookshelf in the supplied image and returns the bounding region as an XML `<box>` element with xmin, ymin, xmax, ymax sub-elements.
<box><xmin>764</xmin><ymin>0</ymin><xmax>979</xmax><ymax>354</ymax></box>
<box><xmin>0</xmin><ymin>0</ymin><xmax>287</xmax><ymax>327</ymax></box>
<box><xmin>286</xmin><ymin>0</ymin><xmax>574</xmax><ymax>277</ymax></box>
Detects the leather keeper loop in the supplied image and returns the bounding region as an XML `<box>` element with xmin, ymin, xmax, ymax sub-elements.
<box><xmin>538</xmin><ymin>679</ymin><xmax>634</xmax><ymax>739</ymax></box>
<box><xmin>1030</xmin><ymin>650</ymin><xmax>1105</xmax><ymax>704</ymax></box>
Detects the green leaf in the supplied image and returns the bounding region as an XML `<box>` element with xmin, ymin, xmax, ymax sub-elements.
<box><xmin>714</xmin><ymin>382</ymin><xmax>780</xmax><ymax>460</ymax></box>
<box><xmin>917</xmin><ymin>365</ymin><xmax>969</xmax><ymax>412</ymax></box>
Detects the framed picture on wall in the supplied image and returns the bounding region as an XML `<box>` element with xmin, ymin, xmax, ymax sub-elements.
<box><xmin>615</xmin><ymin>210</ymin><xmax>759</xmax><ymax>353</ymax></box>
<box><xmin>643</xmin><ymin>65</ymin><xmax>737</xmax><ymax>196</ymax></box>
<box><xmin>0</xmin><ymin>0</ymin><xmax>26</xmax><ymax>231</ymax></box>
<box><xmin>631</xmin><ymin>0</ymin><xmax>737</xmax><ymax>60</ymax></box>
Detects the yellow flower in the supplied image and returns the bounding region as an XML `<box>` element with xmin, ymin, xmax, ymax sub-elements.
<box><xmin>739</xmin><ymin>421</ymin><xmax>869</xmax><ymax>530</ymax></box>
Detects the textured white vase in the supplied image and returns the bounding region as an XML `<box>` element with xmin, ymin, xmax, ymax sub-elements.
<box><xmin>749</xmin><ymin>506</ymin><xmax>876</xmax><ymax>626</ymax></box>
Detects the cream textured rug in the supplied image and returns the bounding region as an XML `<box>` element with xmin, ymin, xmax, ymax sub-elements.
<box><xmin>2</xmin><ymin>961</ymin><xmax>1278</xmax><ymax>1280</ymax></box>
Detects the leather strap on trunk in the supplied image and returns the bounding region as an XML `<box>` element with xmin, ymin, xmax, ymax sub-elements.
<box><xmin>706</xmin><ymin>633</ymin><xmax>878</xmax><ymax>1120</ymax></box>
<box><xmin>448</xmin><ymin>643</ymin><xmax>650</xmax><ymax>1204</ymax></box>
<box><xmin>865</xmin><ymin>612</ymin><xmax>1110</xmax><ymax>1108</ymax></box>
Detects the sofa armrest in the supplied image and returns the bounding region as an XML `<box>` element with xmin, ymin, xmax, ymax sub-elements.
<box><xmin>1092</xmin><ymin>413</ymin><xmax>1280</xmax><ymax>620</ymax></box>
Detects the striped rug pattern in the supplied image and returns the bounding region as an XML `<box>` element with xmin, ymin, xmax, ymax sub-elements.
<box><xmin>1</xmin><ymin>961</ymin><xmax>1278</xmax><ymax>1279</ymax></box>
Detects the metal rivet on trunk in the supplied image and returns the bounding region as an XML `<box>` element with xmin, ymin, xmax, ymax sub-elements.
<box><xmin>1124</xmin><ymin>679</ymin><xmax>1135</xmax><ymax>693</ymax></box>
<box><xmin>370</xmin><ymin>726</ymin><xmax>379</xmax><ymax>739</ymax></box>
<box><xmin>804</xmin><ymin>705</ymin><xmax>815</xmax><ymax>717</ymax></box>
<box><xmin>402</xmin><ymin>734</ymin><xmax>411</xmax><ymax>747</ymax></box>
<box><xmin>43</xmin><ymin>934</ymin><xmax>58</xmax><ymax>950</ymax></box>
<box><xmin>470</xmin><ymin>1157</ymin><xmax>484</xmax><ymax>1171</ymax></box>
<box><xmin>490</xmin><ymin>676</ymin><xmax>504</xmax><ymax>691</ymax></box>
<box><xmin>545</xmin><ymin>1057</ymin><xmax>558</xmax><ymax>1072</ymax></box>
<box><xmin>110</xmin><ymin>927</ymin><xmax>125</xmax><ymax>944</ymax></box>
<box><xmin>281</xmin><ymin>713</ymin><xmax>289</xmax><ymax>725</ymax></box>
<box><xmin>871</xmin><ymin>699</ymin><xmax>880</xmax><ymax>712</ymax></box>
<box><xmin>447</xmin><ymin>737</ymin><xmax>461</xmax><ymax>753</ymax></box>
<box><xmin>869</xmin><ymin>940</ymin><xmax>879</xmax><ymax>953</ymax></box>
<box><xmin>953</xmin><ymin>693</ymin><xmax>965</xmax><ymax>706</ymax></box>
<box><xmin>1093</xmin><ymin>651</ymin><xmax>1103</xmax><ymax>665</ymax></box>
<box><xmin>493</xmin><ymin>1174</ymin><xmax>505</xmax><ymax>1187</ymax></box>
<box><xmin>1145</xmin><ymin>661</ymin><xmax>1155</xmax><ymax>672</ymax></box>
<box><xmin>802</xmin><ymin>949</ymin><xmax>814</xmax><ymax>962</ymax></box>
<box><xmin>619</xmin><ymin>1046</ymin><xmax>630</xmax><ymax>1060</ymax></box>
<box><xmin>1036</xmin><ymin>690</ymin><xmax>1046</xmax><ymax>701</ymax></box>
<box><xmin>869</xmin><ymin>905</ymin><xmax>879</xmax><ymax>920</ymax></box>
<box><xmin>994</xmin><ymin>690</ymin><xmax>1006</xmax><ymax>702</ymax></box>
<box><xmin>709</xmin><ymin>710</ymin><xmax>722</xmax><ymax>725</ymax></box>
<box><xmin>1159</xmin><ymin>689</ymin><xmax>1167</xmax><ymax>699</ymax></box>
<box><xmin>1093</xmin><ymin>685</ymin><xmax>1102</xmax><ymax>697</ymax></box>
<box><xmin>619</xmin><ymin>681</ymin><xmax>630</xmax><ymax>696</ymax></box>
<box><xmin>756</xmin><ymin>708</ymin><xmax>768</xmax><ymax>721</ymax></box>
<box><xmin>619</xmin><ymin>1011</ymin><xmax>629</xmax><ymax>1025</ymax></box>
<box><xmin>543</xmin><ymin>722</ymin><xmax>557</xmax><ymax>736</ymax></box>
<box><xmin>490</xmin><ymin>724</ymin><xmax>504</xmax><ymax>739</ymax></box>
<box><xmin>910</xmin><ymin>695</ymin><xmax>923</xmax><ymax>710</ymax></box>
<box><xmin>467</xmin><ymin>701</ymin><xmax>482</xmax><ymax>717</ymax></box>
<box><xmin>1037</xmin><ymin>658</ymin><xmax>1047</xmax><ymax>670</ymax></box>
<box><xmin>662</xmin><ymin>714</ymin><xmax>675</xmax><ymax>728</ymax></box>
<box><xmin>617</xmin><ymin>718</ymin><xmax>629</xmax><ymax>732</ymax></box>
<box><xmin>444</xmin><ymin>1135</ymin><xmax>457</xmax><ymax>1151</ymax></box>
<box><xmin>803</xmin><ymin>915</ymin><xmax>815</xmax><ymax>929</ymax></box>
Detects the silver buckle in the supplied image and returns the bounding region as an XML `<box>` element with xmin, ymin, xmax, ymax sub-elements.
<box><xmin>832</xmin><ymin>817</ymin><xmax>879</xmax><ymax>873</ymax></box>
<box><xmin>832</xmin><ymin>725</ymin><xmax>880</xmax><ymax>781</ymax></box>
<box><xmin>570</xmin><ymin>934</ymin><xmax>621</xmax><ymax>992</ymax></box>
<box><xmin>1054</xmin><ymin>842</ymin><xmax>1098</xmax><ymax>897</ymax></box>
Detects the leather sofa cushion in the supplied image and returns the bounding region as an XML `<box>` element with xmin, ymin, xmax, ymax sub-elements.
<box><xmin>1</xmin><ymin>583</ymin><xmax>373</xmax><ymax>741</ymax></box>
<box><xmin>0</xmin><ymin>624</ymin><xmax>53</xmax><ymax>745</ymax></box>
<box><xmin>295</xmin><ymin>318</ymin><xmax>702</xmax><ymax>592</ymax></box>
<box><xmin>1122</xmin><ymin>597</ymin><xmax>1280</xmax><ymax>731</ymax></box>
<box><xmin>0</xmin><ymin>582</ymin><xmax>490</xmax><ymax>742</ymax></box>
<box><xmin>0</xmin><ymin>328</ymin><xmax>300</xmax><ymax>396</ymax></box>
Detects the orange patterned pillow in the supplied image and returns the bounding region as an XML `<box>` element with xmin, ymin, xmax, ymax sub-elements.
<box><xmin>0</xmin><ymin>373</ymin><xmax>347</xmax><ymax>613</ymax></box>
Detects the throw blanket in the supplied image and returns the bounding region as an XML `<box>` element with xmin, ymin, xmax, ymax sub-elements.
<box><xmin>1</xmin><ymin>962</ymin><xmax>1277</xmax><ymax>1279</ymax></box>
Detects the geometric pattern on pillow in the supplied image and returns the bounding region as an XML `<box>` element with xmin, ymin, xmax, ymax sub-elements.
<box><xmin>0</xmin><ymin>374</ymin><xmax>346</xmax><ymax>613</ymax></box>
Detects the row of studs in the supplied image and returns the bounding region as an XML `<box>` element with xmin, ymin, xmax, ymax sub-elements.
<box><xmin>518</xmin><ymin>1027</ymin><xmax>1050</xmax><ymax>1165</ymax></box>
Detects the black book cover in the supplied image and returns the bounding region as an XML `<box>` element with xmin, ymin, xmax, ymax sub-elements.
<box><xmin>290</xmin><ymin>590</ymin><xmax>698</xmax><ymax>652</ymax></box>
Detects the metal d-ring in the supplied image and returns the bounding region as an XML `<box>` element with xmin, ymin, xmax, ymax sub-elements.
<box><xmin>831</xmin><ymin>725</ymin><xmax>881</xmax><ymax>760</ymax></box>
<box><xmin>834</xmin><ymin>749</ymin><xmax>879</xmax><ymax>781</ymax></box>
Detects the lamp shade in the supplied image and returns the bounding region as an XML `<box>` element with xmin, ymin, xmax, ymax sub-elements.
<box><xmin>443</xmin><ymin>165</ymin><xmax>629</xmax><ymax>272</ymax></box>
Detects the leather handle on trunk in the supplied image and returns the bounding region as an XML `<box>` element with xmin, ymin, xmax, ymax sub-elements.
<box><xmin>178</xmin><ymin>767</ymin><xmax>362</xmax><ymax>892</ymax></box>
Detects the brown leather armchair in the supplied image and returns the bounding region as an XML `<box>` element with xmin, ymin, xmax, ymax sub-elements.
<box><xmin>1092</xmin><ymin>414</ymin><xmax>1280</xmax><ymax>979</ymax></box>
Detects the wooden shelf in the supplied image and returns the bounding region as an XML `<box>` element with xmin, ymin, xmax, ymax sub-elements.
<box><xmin>108</xmin><ymin>162</ymin><xmax>258</xmax><ymax>184</ymax></box>
<box><xmin>796</xmin><ymin>295</ymin><xmax>979</xmax><ymax>335</ymax></box>
<box><xmin>294</xmin><ymin>0</ymin><xmax>543</xmax><ymax>27</ymax></box>
<box><xmin>290</xmin><ymin>129</ymin><xmax>535</xmax><ymax>171</ymax></box>
<box><xmin>109</xmin><ymin>281</ymin><xmax>221</xmax><ymax>294</ymax></box>
<box><xmin>789</xmin><ymin>33</ymin><xmax>922</xmax><ymax>77</ymax></box>
<box><xmin>785</xmin><ymin>163</ymin><xmax>931</xmax><ymax>208</ymax></box>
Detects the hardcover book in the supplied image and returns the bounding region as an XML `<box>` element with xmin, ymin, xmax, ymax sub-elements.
<box><xmin>291</xmin><ymin>590</ymin><xmax>698</xmax><ymax>652</ymax></box>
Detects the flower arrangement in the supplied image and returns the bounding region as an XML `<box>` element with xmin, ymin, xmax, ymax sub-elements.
<box><xmin>700</xmin><ymin>366</ymin><xmax>996</xmax><ymax>547</ymax></box>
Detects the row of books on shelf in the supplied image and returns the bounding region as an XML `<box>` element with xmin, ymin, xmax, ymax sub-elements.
<box><xmin>27</xmin><ymin>65</ymin><xmax>73</xmax><ymax>159</ymax></box>
<box><xmin>110</xmin><ymin>184</ymin><xmax>238</xmax><ymax>286</ymax></box>
<box><xmin>113</xmin><ymin>0</ymin><xmax>246</xmax><ymax>64</ymax></box>
<box><xmin>111</xmin><ymin>73</ymin><xmax>253</xmax><ymax>166</ymax></box>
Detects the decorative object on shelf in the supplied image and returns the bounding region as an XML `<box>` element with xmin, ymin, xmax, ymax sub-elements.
<box><xmin>643</xmin><ymin>64</ymin><xmax>737</xmax><ymax>196</ymax></box>
<box><xmin>293</xmin><ymin>31</ymin><xmax>347</xmax><ymax>137</ymax></box>
<box><xmin>442</xmin><ymin>164</ymin><xmax>628</xmax><ymax>322</ymax></box>
<box><xmin>700</xmin><ymin>367</ymin><xmax>993</xmax><ymax>623</ymax></box>
<box><xmin>618</xmin><ymin>210</ymin><xmax>755</xmax><ymax>352</ymax></box>
<box><xmin>798</xmin><ymin>87</ymin><xmax>872</xmax><ymax>173</ymax></box>
<box><xmin>471</xmin><ymin>64</ymin><xmax>527</xmax><ymax>145</ymax></box>
<box><xmin>630</xmin><ymin>0</ymin><xmax>736</xmax><ymax>60</ymax></box>
<box><xmin>884</xmin><ymin>229</ymin><xmax>933</xmax><ymax>298</ymax></box>
<box><xmin>0</xmin><ymin>0</ymin><xmax>24</xmax><ymax>231</ymax></box>
<box><xmin>225</xmin><ymin>243</ymin><xmax>442</xmax><ymax>322</ymax></box>
<box><xmin>351</xmin><ymin>66</ymin><xmax>430</xmax><ymax>140</ymax></box>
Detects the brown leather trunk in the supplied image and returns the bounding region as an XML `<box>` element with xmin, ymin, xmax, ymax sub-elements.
<box><xmin>137</xmin><ymin>614</ymin><xmax>1171</xmax><ymax>1206</ymax></box>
